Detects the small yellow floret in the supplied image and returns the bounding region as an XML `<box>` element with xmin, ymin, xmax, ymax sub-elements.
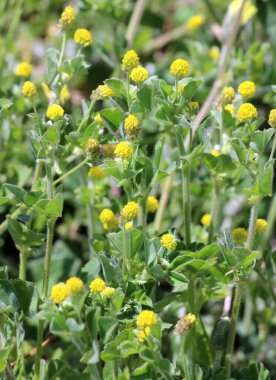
<box><xmin>186</xmin><ymin>15</ymin><xmax>204</xmax><ymax>31</ymax></box>
<box><xmin>146</xmin><ymin>196</ymin><xmax>159</xmax><ymax>213</ymax></box>
<box><xmin>124</xmin><ymin>114</ymin><xmax>139</xmax><ymax>137</ymax></box>
<box><xmin>97</xmin><ymin>84</ymin><xmax>116</xmax><ymax>99</ymax></box>
<box><xmin>88</xmin><ymin>166</ymin><xmax>106</xmax><ymax>180</ymax></box>
<box><xmin>121</xmin><ymin>201</ymin><xmax>139</xmax><ymax>221</ymax></box>
<box><xmin>61</xmin><ymin>6</ymin><xmax>75</xmax><ymax>28</ymax></box>
<box><xmin>60</xmin><ymin>85</ymin><xmax>70</xmax><ymax>104</ymax></box>
<box><xmin>224</xmin><ymin>104</ymin><xmax>235</xmax><ymax>115</ymax></box>
<box><xmin>170</xmin><ymin>59</ymin><xmax>189</xmax><ymax>77</ymax></box>
<box><xmin>122</xmin><ymin>50</ymin><xmax>139</xmax><ymax>71</ymax></box>
<box><xmin>99</xmin><ymin>209</ymin><xmax>119</xmax><ymax>231</ymax></box>
<box><xmin>42</xmin><ymin>82</ymin><xmax>51</xmax><ymax>99</ymax></box>
<box><xmin>114</xmin><ymin>141</ymin><xmax>133</xmax><ymax>159</ymax></box>
<box><xmin>160</xmin><ymin>233</ymin><xmax>177</xmax><ymax>251</ymax></box>
<box><xmin>125</xmin><ymin>221</ymin><xmax>133</xmax><ymax>230</ymax></box>
<box><xmin>232</xmin><ymin>227</ymin><xmax>247</xmax><ymax>245</ymax></box>
<box><xmin>256</xmin><ymin>218</ymin><xmax>267</xmax><ymax>233</ymax></box>
<box><xmin>237</xmin><ymin>103</ymin><xmax>257</xmax><ymax>122</ymax></box>
<box><xmin>66</xmin><ymin>277</ymin><xmax>84</xmax><ymax>294</ymax></box>
<box><xmin>201</xmin><ymin>213</ymin><xmax>212</xmax><ymax>226</ymax></box>
<box><xmin>268</xmin><ymin>109</ymin><xmax>276</xmax><ymax>128</ymax></box>
<box><xmin>46</xmin><ymin>104</ymin><xmax>64</xmax><ymax>121</ymax></box>
<box><xmin>130</xmin><ymin>66</ymin><xmax>149</xmax><ymax>84</ymax></box>
<box><xmin>220</xmin><ymin>87</ymin><xmax>235</xmax><ymax>105</ymax></box>
<box><xmin>94</xmin><ymin>113</ymin><xmax>103</xmax><ymax>124</ymax></box>
<box><xmin>174</xmin><ymin>313</ymin><xmax>196</xmax><ymax>334</ymax></box>
<box><xmin>238</xmin><ymin>81</ymin><xmax>256</xmax><ymax>98</ymax></box>
<box><xmin>209</xmin><ymin>46</ymin><xmax>220</xmax><ymax>60</ymax></box>
<box><xmin>89</xmin><ymin>278</ymin><xmax>106</xmax><ymax>293</ymax></box>
<box><xmin>51</xmin><ymin>283</ymin><xmax>70</xmax><ymax>304</ymax></box>
<box><xmin>137</xmin><ymin>326</ymin><xmax>151</xmax><ymax>342</ymax></box>
<box><xmin>74</xmin><ymin>28</ymin><xmax>92</xmax><ymax>47</ymax></box>
<box><xmin>86</xmin><ymin>138</ymin><xmax>100</xmax><ymax>154</ymax></box>
<box><xmin>136</xmin><ymin>310</ymin><xmax>157</xmax><ymax>329</ymax></box>
<box><xmin>187</xmin><ymin>101</ymin><xmax>199</xmax><ymax>111</ymax></box>
<box><xmin>101</xmin><ymin>287</ymin><xmax>115</xmax><ymax>298</ymax></box>
<box><xmin>22</xmin><ymin>81</ymin><xmax>37</xmax><ymax>99</ymax></box>
<box><xmin>16</xmin><ymin>61</ymin><xmax>32</xmax><ymax>77</ymax></box>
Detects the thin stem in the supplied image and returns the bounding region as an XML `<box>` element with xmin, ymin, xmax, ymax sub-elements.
<box><xmin>53</xmin><ymin>157</ymin><xmax>89</xmax><ymax>186</ymax></box>
<box><xmin>126</xmin><ymin>71</ymin><xmax>131</xmax><ymax>111</ymax></box>
<box><xmin>19</xmin><ymin>249</ymin><xmax>27</xmax><ymax>281</ymax></box>
<box><xmin>246</xmin><ymin>202</ymin><xmax>259</xmax><ymax>251</ymax></box>
<box><xmin>125</xmin><ymin>0</ymin><xmax>146</xmax><ymax>47</ymax></box>
<box><xmin>269</xmin><ymin>131</ymin><xmax>276</xmax><ymax>161</ymax></box>
<box><xmin>31</xmin><ymin>160</ymin><xmax>43</xmax><ymax>191</ymax></box>
<box><xmin>34</xmin><ymin>320</ymin><xmax>44</xmax><ymax>377</ymax></box>
<box><xmin>58</xmin><ymin>32</ymin><xmax>66</xmax><ymax>69</ymax></box>
<box><xmin>122</xmin><ymin>225</ymin><xmax>128</xmax><ymax>281</ymax></box>
<box><xmin>263</xmin><ymin>192</ymin><xmax>276</xmax><ymax>247</ymax></box>
<box><xmin>77</xmin><ymin>99</ymin><xmax>96</xmax><ymax>133</ymax></box>
<box><xmin>154</xmin><ymin>175</ymin><xmax>173</xmax><ymax>232</ymax></box>
<box><xmin>42</xmin><ymin>219</ymin><xmax>55</xmax><ymax>299</ymax></box>
<box><xmin>183</xmin><ymin>164</ymin><xmax>191</xmax><ymax>248</ymax></box>
<box><xmin>208</xmin><ymin>177</ymin><xmax>220</xmax><ymax>244</ymax></box>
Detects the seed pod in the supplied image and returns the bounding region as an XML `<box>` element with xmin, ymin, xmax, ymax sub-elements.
<box><xmin>211</xmin><ymin>316</ymin><xmax>231</xmax><ymax>351</ymax></box>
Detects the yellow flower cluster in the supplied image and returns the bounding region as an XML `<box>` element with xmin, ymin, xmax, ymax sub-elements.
<box><xmin>268</xmin><ymin>109</ymin><xmax>276</xmax><ymax>128</ymax></box>
<box><xmin>66</xmin><ymin>277</ymin><xmax>84</xmax><ymax>294</ymax></box>
<box><xmin>146</xmin><ymin>196</ymin><xmax>159</xmax><ymax>213</ymax></box>
<box><xmin>122</xmin><ymin>50</ymin><xmax>139</xmax><ymax>71</ymax></box>
<box><xmin>137</xmin><ymin>327</ymin><xmax>151</xmax><ymax>343</ymax></box>
<box><xmin>60</xmin><ymin>85</ymin><xmax>70</xmax><ymax>104</ymax></box>
<box><xmin>124</xmin><ymin>114</ymin><xmax>139</xmax><ymax>137</ymax></box>
<box><xmin>22</xmin><ymin>81</ymin><xmax>37</xmax><ymax>99</ymax></box>
<box><xmin>46</xmin><ymin>104</ymin><xmax>64</xmax><ymax>121</ymax></box>
<box><xmin>136</xmin><ymin>310</ymin><xmax>157</xmax><ymax>329</ymax></box>
<box><xmin>94</xmin><ymin>113</ymin><xmax>103</xmax><ymax>124</ymax></box>
<box><xmin>209</xmin><ymin>46</ymin><xmax>220</xmax><ymax>60</ymax></box>
<box><xmin>224</xmin><ymin>104</ymin><xmax>234</xmax><ymax>116</ymax></box>
<box><xmin>89</xmin><ymin>278</ymin><xmax>106</xmax><ymax>293</ymax></box>
<box><xmin>101</xmin><ymin>287</ymin><xmax>115</xmax><ymax>298</ymax></box>
<box><xmin>256</xmin><ymin>218</ymin><xmax>267</xmax><ymax>233</ymax></box>
<box><xmin>170</xmin><ymin>59</ymin><xmax>189</xmax><ymax>77</ymax></box>
<box><xmin>238</xmin><ymin>103</ymin><xmax>257</xmax><ymax>122</ymax></box>
<box><xmin>130</xmin><ymin>66</ymin><xmax>149</xmax><ymax>84</ymax></box>
<box><xmin>211</xmin><ymin>150</ymin><xmax>220</xmax><ymax>157</ymax></box>
<box><xmin>88</xmin><ymin>166</ymin><xmax>106</xmax><ymax>180</ymax></box>
<box><xmin>125</xmin><ymin>221</ymin><xmax>133</xmax><ymax>230</ymax></box>
<box><xmin>16</xmin><ymin>61</ymin><xmax>32</xmax><ymax>77</ymax></box>
<box><xmin>220</xmin><ymin>87</ymin><xmax>235</xmax><ymax>105</ymax></box>
<box><xmin>97</xmin><ymin>84</ymin><xmax>116</xmax><ymax>99</ymax></box>
<box><xmin>121</xmin><ymin>201</ymin><xmax>139</xmax><ymax>221</ymax></box>
<box><xmin>99</xmin><ymin>209</ymin><xmax>119</xmax><ymax>231</ymax></box>
<box><xmin>174</xmin><ymin>313</ymin><xmax>196</xmax><ymax>334</ymax></box>
<box><xmin>51</xmin><ymin>276</ymin><xmax>84</xmax><ymax>304</ymax></box>
<box><xmin>232</xmin><ymin>227</ymin><xmax>247</xmax><ymax>245</ymax></box>
<box><xmin>86</xmin><ymin>138</ymin><xmax>100</xmax><ymax>154</ymax></box>
<box><xmin>74</xmin><ymin>28</ymin><xmax>92</xmax><ymax>47</ymax></box>
<box><xmin>160</xmin><ymin>233</ymin><xmax>177</xmax><ymax>251</ymax></box>
<box><xmin>187</xmin><ymin>101</ymin><xmax>199</xmax><ymax>111</ymax></box>
<box><xmin>238</xmin><ymin>81</ymin><xmax>256</xmax><ymax>98</ymax></box>
<box><xmin>114</xmin><ymin>141</ymin><xmax>133</xmax><ymax>159</ymax></box>
<box><xmin>61</xmin><ymin>6</ymin><xmax>75</xmax><ymax>28</ymax></box>
<box><xmin>201</xmin><ymin>213</ymin><xmax>212</xmax><ymax>226</ymax></box>
<box><xmin>186</xmin><ymin>14</ymin><xmax>204</xmax><ymax>31</ymax></box>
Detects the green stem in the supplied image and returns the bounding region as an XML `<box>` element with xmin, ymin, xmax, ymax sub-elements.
<box><xmin>246</xmin><ymin>201</ymin><xmax>259</xmax><ymax>251</ymax></box>
<box><xmin>263</xmin><ymin>192</ymin><xmax>276</xmax><ymax>247</ymax></box>
<box><xmin>34</xmin><ymin>320</ymin><xmax>45</xmax><ymax>377</ymax></box>
<box><xmin>19</xmin><ymin>249</ymin><xmax>27</xmax><ymax>281</ymax></box>
<box><xmin>122</xmin><ymin>226</ymin><xmax>129</xmax><ymax>281</ymax></box>
<box><xmin>183</xmin><ymin>164</ymin><xmax>191</xmax><ymax>248</ymax></box>
<box><xmin>154</xmin><ymin>175</ymin><xmax>173</xmax><ymax>232</ymax></box>
<box><xmin>58</xmin><ymin>32</ymin><xmax>66</xmax><ymax>69</ymax></box>
<box><xmin>77</xmin><ymin>98</ymin><xmax>96</xmax><ymax>133</ymax></box>
<box><xmin>53</xmin><ymin>156</ymin><xmax>89</xmax><ymax>186</ymax></box>
<box><xmin>126</xmin><ymin>71</ymin><xmax>131</xmax><ymax>111</ymax></box>
<box><xmin>269</xmin><ymin>131</ymin><xmax>276</xmax><ymax>161</ymax></box>
<box><xmin>208</xmin><ymin>177</ymin><xmax>220</xmax><ymax>244</ymax></box>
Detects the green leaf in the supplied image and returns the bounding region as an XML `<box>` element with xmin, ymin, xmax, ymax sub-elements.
<box><xmin>0</xmin><ymin>197</ymin><xmax>11</xmax><ymax>206</ymax></box>
<box><xmin>181</xmin><ymin>77</ymin><xmax>203</xmax><ymax>100</ymax></box>
<box><xmin>99</xmin><ymin>317</ymin><xmax>118</xmax><ymax>343</ymax></box>
<box><xmin>101</xmin><ymin>108</ymin><xmax>122</xmax><ymax>132</ymax></box>
<box><xmin>250</xmin><ymin>129</ymin><xmax>275</xmax><ymax>153</ymax></box>
<box><xmin>0</xmin><ymin>348</ymin><xmax>9</xmax><ymax>373</ymax></box>
<box><xmin>4</xmin><ymin>183</ymin><xmax>26</xmax><ymax>203</ymax></box>
<box><xmin>137</xmin><ymin>85</ymin><xmax>152</xmax><ymax>112</ymax></box>
<box><xmin>0</xmin><ymin>98</ymin><xmax>13</xmax><ymax>113</ymax></box>
<box><xmin>42</xmin><ymin>126</ymin><xmax>60</xmax><ymax>145</ymax></box>
<box><xmin>231</xmin><ymin>138</ymin><xmax>247</xmax><ymax>162</ymax></box>
<box><xmin>105</xmin><ymin>78</ymin><xmax>125</xmax><ymax>93</ymax></box>
<box><xmin>203</xmin><ymin>154</ymin><xmax>236</xmax><ymax>173</ymax></box>
<box><xmin>8</xmin><ymin>218</ymin><xmax>45</xmax><ymax>247</ymax></box>
<box><xmin>34</xmin><ymin>193</ymin><xmax>64</xmax><ymax>218</ymax></box>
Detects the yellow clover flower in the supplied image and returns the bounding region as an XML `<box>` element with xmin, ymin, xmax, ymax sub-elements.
<box><xmin>16</xmin><ymin>61</ymin><xmax>32</xmax><ymax>77</ymax></box>
<box><xmin>99</xmin><ymin>209</ymin><xmax>119</xmax><ymax>231</ymax></box>
<box><xmin>89</xmin><ymin>278</ymin><xmax>106</xmax><ymax>293</ymax></box>
<box><xmin>146</xmin><ymin>196</ymin><xmax>159</xmax><ymax>213</ymax></box>
<box><xmin>61</xmin><ymin>6</ymin><xmax>75</xmax><ymax>28</ymax></box>
<box><xmin>97</xmin><ymin>84</ymin><xmax>116</xmax><ymax>99</ymax></box>
<box><xmin>94</xmin><ymin>113</ymin><xmax>103</xmax><ymax>124</ymax></box>
<box><xmin>256</xmin><ymin>218</ymin><xmax>267</xmax><ymax>233</ymax></box>
<box><xmin>170</xmin><ymin>59</ymin><xmax>189</xmax><ymax>77</ymax></box>
<box><xmin>125</xmin><ymin>221</ymin><xmax>133</xmax><ymax>230</ymax></box>
<box><xmin>124</xmin><ymin>114</ymin><xmax>139</xmax><ymax>137</ymax></box>
<box><xmin>174</xmin><ymin>313</ymin><xmax>196</xmax><ymax>334</ymax></box>
<box><xmin>268</xmin><ymin>109</ymin><xmax>276</xmax><ymax>128</ymax></box>
<box><xmin>186</xmin><ymin>14</ymin><xmax>204</xmax><ymax>31</ymax></box>
<box><xmin>46</xmin><ymin>104</ymin><xmax>64</xmax><ymax>121</ymax></box>
<box><xmin>74</xmin><ymin>28</ymin><xmax>92</xmax><ymax>47</ymax></box>
<box><xmin>60</xmin><ymin>85</ymin><xmax>70</xmax><ymax>104</ymax></box>
<box><xmin>22</xmin><ymin>81</ymin><xmax>38</xmax><ymax>99</ymax></box>
<box><xmin>160</xmin><ymin>233</ymin><xmax>177</xmax><ymax>251</ymax></box>
<box><xmin>224</xmin><ymin>104</ymin><xmax>235</xmax><ymax>116</ymax></box>
<box><xmin>121</xmin><ymin>201</ymin><xmax>139</xmax><ymax>221</ymax></box>
<box><xmin>86</xmin><ymin>138</ymin><xmax>101</xmax><ymax>154</ymax></box>
<box><xmin>237</xmin><ymin>103</ymin><xmax>257</xmax><ymax>122</ymax></box>
<box><xmin>201</xmin><ymin>213</ymin><xmax>212</xmax><ymax>226</ymax></box>
<box><xmin>211</xmin><ymin>150</ymin><xmax>220</xmax><ymax>157</ymax></box>
<box><xmin>136</xmin><ymin>310</ymin><xmax>157</xmax><ymax>329</ymax></box>
<box><xmin>101</xmin><ymin>287</ymin><xmax>115</xmax><ymax>298</ymax></box>
<box><xmin>130</xmin><ymin>66</ymin><xmax>149</xmax><ymax>84</ymax></box>
<box><xmin>209</xmin><ymin>46</ymin><xmax>220</xmax><ymax>60</ymax></box>
<box><xmin>137</xmin><ymin>326</ymin><xmax>151</xmax><ymax>342</ymax></box>
<box><xmin>122</xmin><ymin>50</ymin><xmax>139</xmax><ymax>71</ymax></box>
<box><xmin>220</xmin><ymin>87</ymin><xmax>235</xmax><ymax>105</ymax></box>
<box><xmin>232</xmin><ymin>227</ymin><xmax>247</xmax><ymax>245</ymax></box>
<box><xmin>114</xmin><ymin>141</ymin><xmax>133</xmax><ymax>159</ymax></box>
<box><xmin>88</xmin><ymin>166</ymin><xmax>106</xmax><ymax>180</ymax></box>
<box><xmin>51</xmin><ymin>283</ymin><xmax>70</xmax><ymax>304</ymax></box>
<box><xmin>238</xmin><ymin>81</ymin><xmax>256</xmax><ymax>98</ymax></box>
<box><xmin>66</xmin><ymin>277</ymin><xmax>84</xmax><ymax>294</ymax></box>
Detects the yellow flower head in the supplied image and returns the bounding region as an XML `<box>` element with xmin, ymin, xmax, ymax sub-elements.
<box><xmin>201</xmin><ymin>213</ymin><xmax>212</xmax><ymax>226</ymax></box>
<box><xmin>211</xmin><ymin>149</ymin><xmax>220</xmax><ymax>157</ymax></box>
<box><xmin>237</xmin><ymin>103</ymin><xmax>257</xmax><ymax>122</ymax></box>
<box><xmin>61</xmin><ymin>6</ymin><xmax>75</xmax><ymax>28</ymax></box>
<box><xmin>66</xmin><ymin>277</ymin><xmax>84</xmax><ymax>294</ymax></box>
<box><xmin>122</xmin><ymin>50</ymin><xmax>139</xmax><ymax>71</ymax></box>
<box><xmin>60</xmin><ymin>85</ymin><xmax>70</xmax><ymax>104</ymax></box>
<box><xmin>187</xmin><ymin>101</ymin><xmax>199</xmax><ymax>111</ymax></box>
<box><xmin>114</xmin><ymin>141</ymin><xmax>133</xmax><ymax>159</ymax></box>
<box><xmin>220</xmin><ymin>87</ymin><xmax>235</xmax><ymax>105</ymax></box>
<box><xmin>160</xmin><ymin>233</ymin><xmax>177</xmax><ymax>251</ymax></box>
<box><xmin>268</xmin><ymin>109</ymin><xmax>276</xmax><ymax>128</ymax></box>
<box><xmin>186</xmin><ymin>14</ymin><xmax>204</xmax><ymax>31</ymax></box>
<box><xmin>170</xmin><ymin>59</ymin><xmax>189</xmax><ymax>77</ymax></box>
<box><xmin>89</xmin><ymin>278</ymin><xmax>106</xmax><ymax>293</ymax></box>
<box><xmin>137</xmin><ymin>326</ymin><xmax>151</xmax><ymax>342</ymax></box>
<box><xmin>16</xmin><ymin>61</ymin><xmax>32</xmax><ymax>77</ymax></box>
<box><xmin>232</xmin><ymin>227</ymin><xmax>247</xmax><ymax>245</ymax></box>
<box><xmin>174</xmin><ymin>313</ymin><xmax>196</xmax><ymax>334</ymax></box>
<box><xmin>124</xmin><ymin>114</ymin><xmax>139</xmax><ymax>137</ymax></box>
<box><xmin>130</xmin><ymin>66</ymin><xmax>149</xmax><ymax>84</ymax></box>
<box><xmin>121</xmin><ymin>201</ymin><xmax>139</xmax><ymax>221</ymax></box>
<box><xmin>101</xmin><ymin>287</ymin><xmax>115</xmax><ymax>298</ymax></box>
<box><xmin>86</xmin><ymin>138</ymin><xmax>100</xmax><ymax>154</ymax></box>
<box><xmin>99</xmin><ymin>209</ymin><xmax>119</xmax><ymax>231</ymax></box>
<box><xmin>88</xmin><ymin>166</ymin><xmax>106</xmax><ymax>180</ymax></box>
<box><xmin>136</xmin><ymin>310</ymin><xmax>157</xmax><ymax>329</ymax></box>
<box><xmin>74</xmin><ymin>28</ymin><xmax>92</xmax><ymax>47</ymax></box>
<box><xmin>209</xmin><ymin>46</ymin><xmax>220</xmax><ymax>60</ymax></box>
<box><xmin>238</xmin><ymin>81</ymin><xmax>256</xmax><ymax>98</ymax></box>
<box><xmin>46</xmin><ymin>104</ymin><xmax>64</xmax><ymax>121</ymax></box>
<box><xmin>97</xmin><ymin>84</ymin><xmax>116</xmax><ymax>99</ymax></box>
<box><xmin>146</xmin><ymin>196</ymin><xmax>159</xmax><ymax>213</ymax></box>
<box><xmin>256</xmin><ymin>218</ymin><xmax>267</xmax><ymax>233</ymax></box>
<box><xmin>224</xmin><ymin>104</ymin><xmax>234</xmax><ymax>116</ymax></box>
<box><xmin>22</xmin><ymin>81</ymin><xmax>38</xmax><ymax>99</ymax></box>
<box><xmin>42</xmin><ymin>82</ymin><xmax>51</xmax><ymax>99</ymax></box>
<box><xmin>94</xmin><ymin>113</ymin><xmax>103</xmax><ymax>124</ymax></box>
<box><xmin>125</xmin><ymin>221</ymin><xmax>133</xmax><ymax>230</ymax></box>
<box><xmin>51</xmin><ymin>282</ymin><xmax>70</xmax><ymax>304</ymax></box>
